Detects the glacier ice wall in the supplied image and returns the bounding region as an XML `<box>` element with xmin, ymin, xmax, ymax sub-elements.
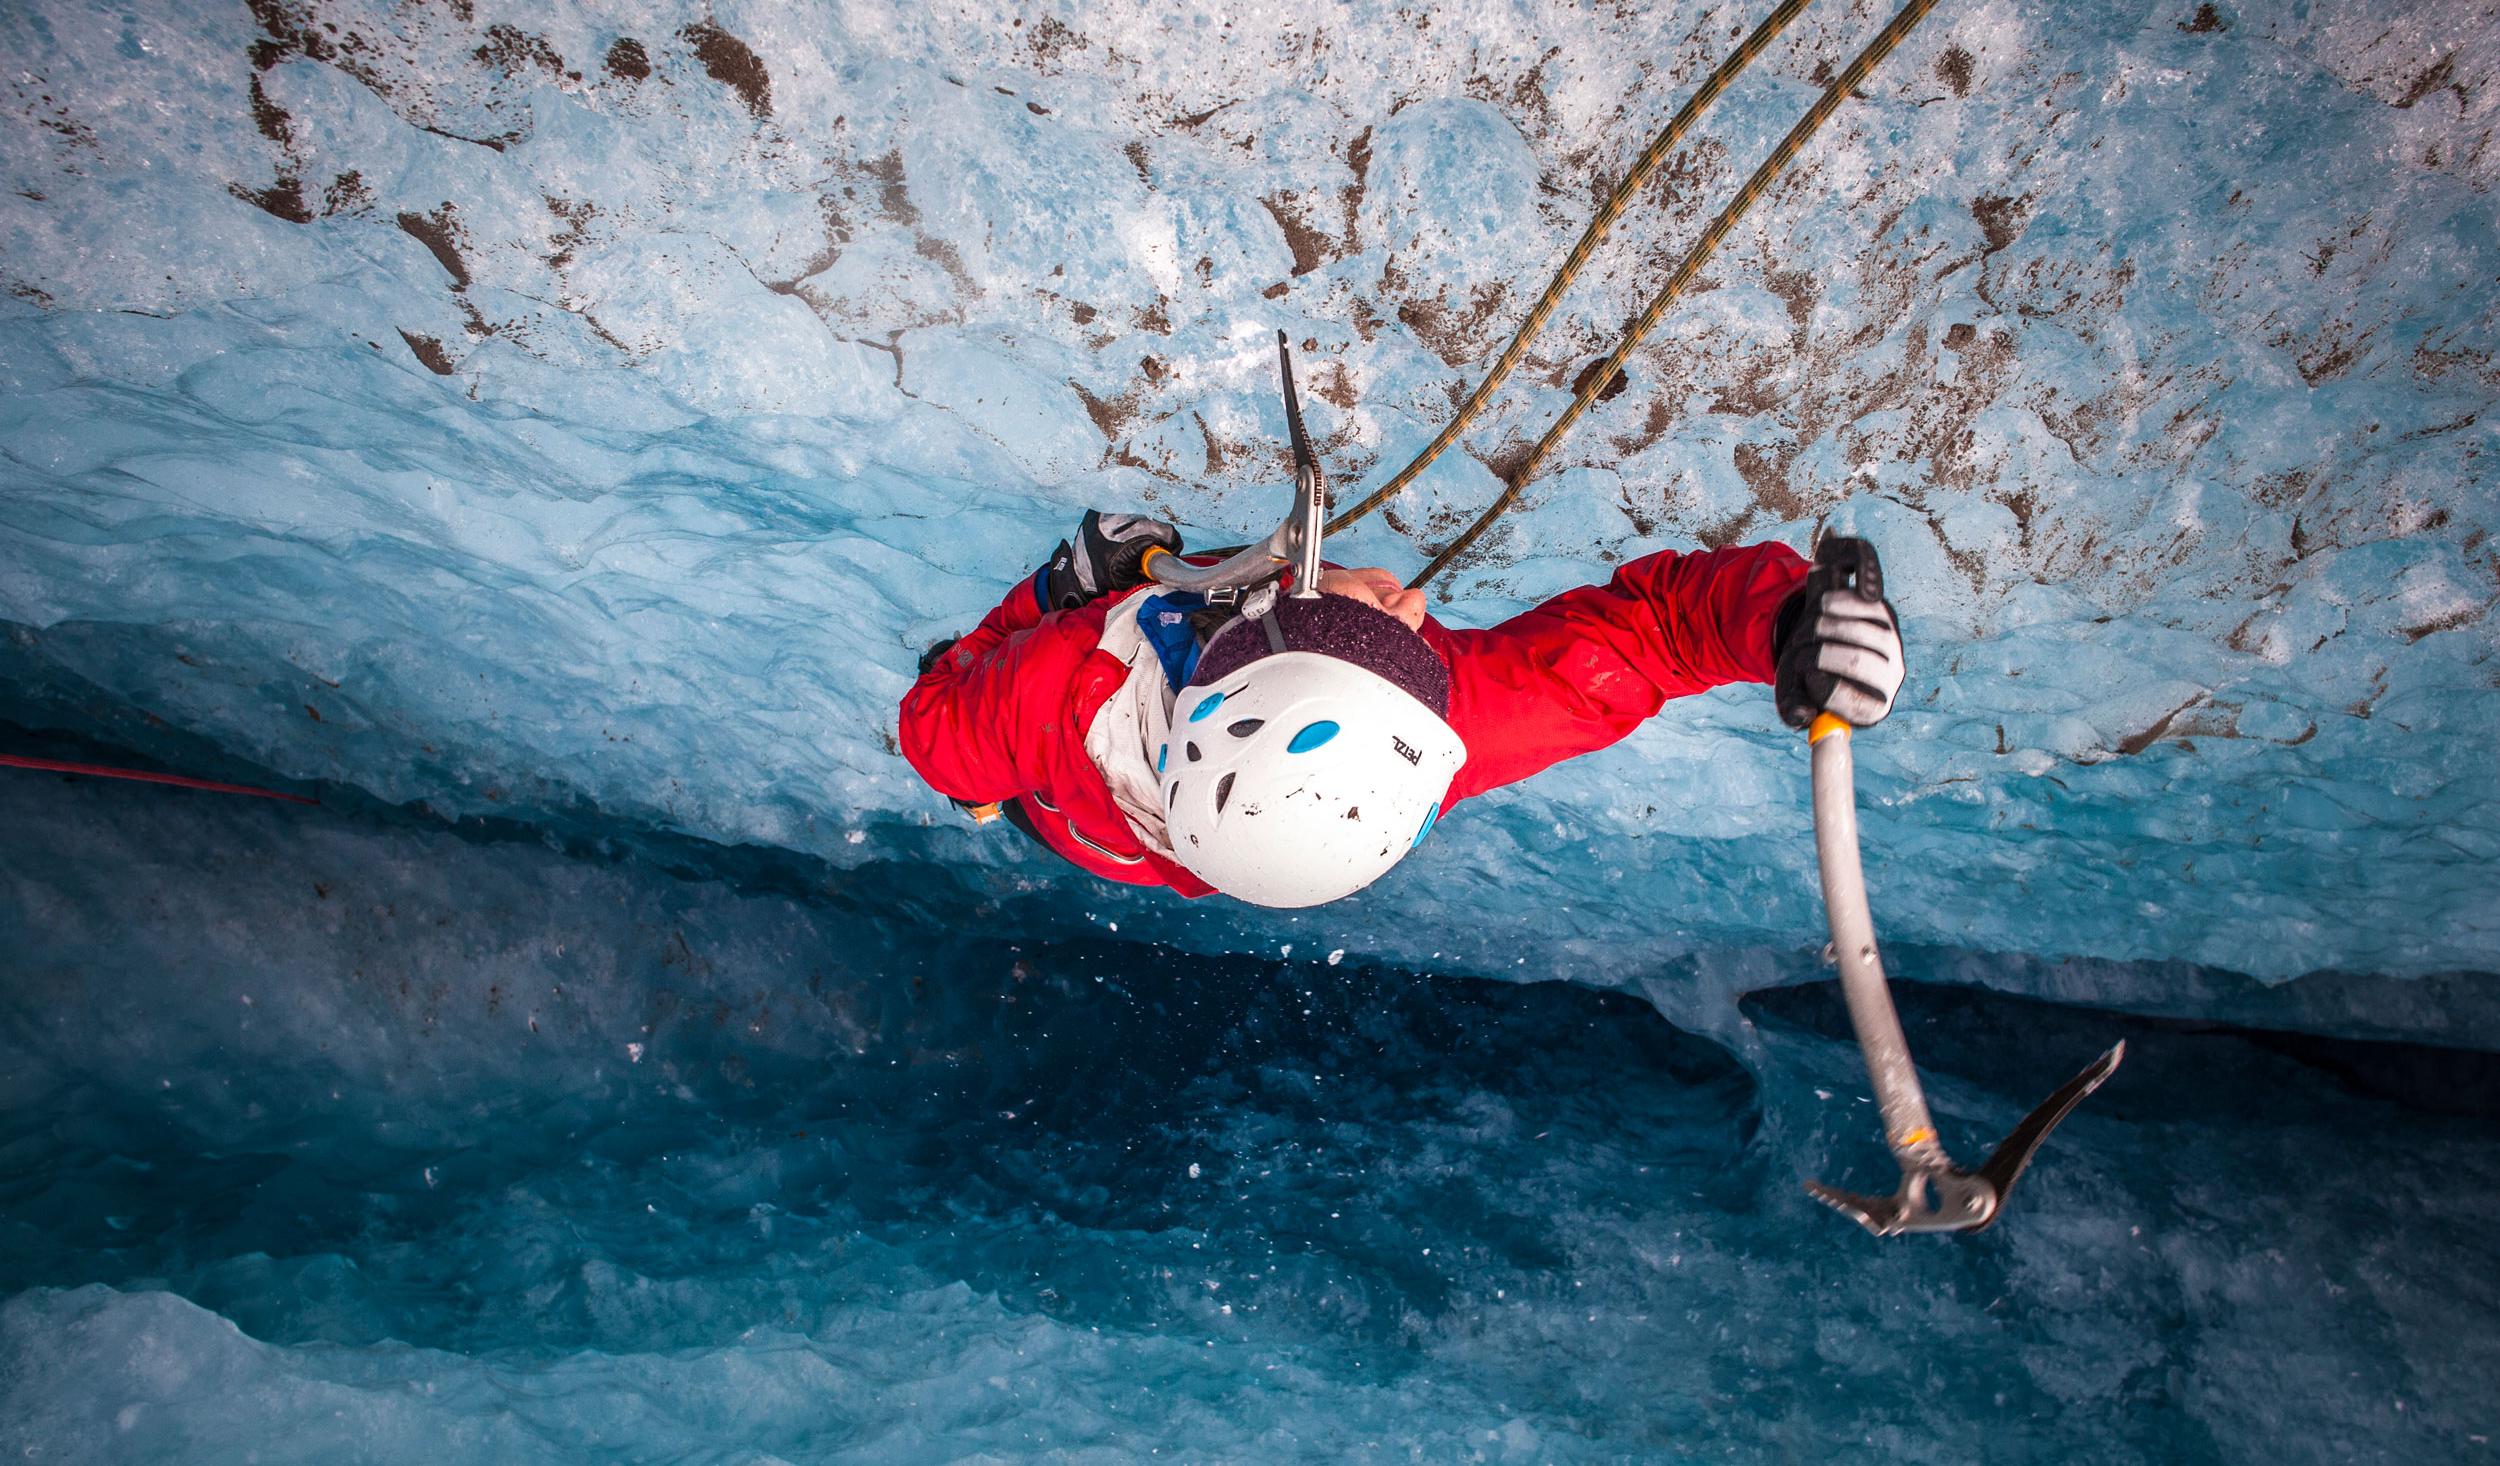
<box><xmin>1</xmin><ymin>0</ymin><xmax>2496</xmax><ymax>985</ymax></box>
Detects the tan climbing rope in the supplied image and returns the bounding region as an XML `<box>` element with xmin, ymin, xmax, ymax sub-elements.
<box><xmin>1334</xmin><ymin>0</ymin><xmax>1945</xmax><ymax>589</ymax></box>
<box><xmin>1324</xmin><ymin>0</ymin><xmax>1813</xmax><ymax>540</ymax></box>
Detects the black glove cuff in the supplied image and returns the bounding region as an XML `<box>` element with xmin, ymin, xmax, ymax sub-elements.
<box><xmin>1771</xmin><ymin>587</ymin><xmax>1808</xmax><ymax>663</ymax></box>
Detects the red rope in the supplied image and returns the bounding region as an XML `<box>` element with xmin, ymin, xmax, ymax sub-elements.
<box><xmin>0</xmin><ymin>753</ymin><xmax>317</xmax><ymax>805</ymax></box>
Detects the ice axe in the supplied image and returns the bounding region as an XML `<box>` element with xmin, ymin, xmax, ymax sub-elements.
<box><xmin>1800</xmin><ymin>545</ymin><xmax>2123</xmax><ymax>1236</ymax></box>
<box><xmin>1141</xmin><ymin>331</ymin><xmax>1327</xmax><ymax>600</ymax></box>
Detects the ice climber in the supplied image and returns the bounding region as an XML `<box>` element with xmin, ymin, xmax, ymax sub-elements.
<box><xmin>900</xmin><ymin>512</ymin><xmax>1905</xmax><ymax>907</ymax></box>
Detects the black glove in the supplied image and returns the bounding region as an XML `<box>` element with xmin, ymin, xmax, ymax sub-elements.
<box><xmin>1773</xmin><ymin>536</ymin><xmax>1906</xmax><ymax>730</ymax></box>
<box><xmin>1042</xmin><ymin>510</ymin><xmax>1182</xmax><ymax>611</ymax></box>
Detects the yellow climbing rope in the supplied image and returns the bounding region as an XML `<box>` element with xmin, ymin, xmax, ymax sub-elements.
<box><xmin>1322</xmin><ymin>0</ymin><xmax>1812</xmax><ymax>541</ymax></box>
<box><xmin>1329</xmin><ymin>0</ymin><xmax>1943</xmax><ymax>589</ymax></box>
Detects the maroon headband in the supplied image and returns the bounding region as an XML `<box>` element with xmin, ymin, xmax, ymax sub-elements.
<box><xmin>1189</xmin><ymin>590</ymin><xmax>1451</xmax><ymax>717</ymax></box>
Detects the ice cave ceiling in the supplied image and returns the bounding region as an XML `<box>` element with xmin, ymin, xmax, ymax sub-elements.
<box><xmin>0</xmin><ymin>0</ymin><xmax>2494</xmax><ymax>993</ymax></box>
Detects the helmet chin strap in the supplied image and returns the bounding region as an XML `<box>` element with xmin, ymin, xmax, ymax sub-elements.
<box><xmin>1231</xmin><ymin>581</ymin><xmax>1290</xmax><ymax>654</ymax></box>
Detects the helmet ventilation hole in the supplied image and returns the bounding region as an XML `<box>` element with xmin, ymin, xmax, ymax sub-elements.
<box><xmin>1286</xmin><ymin>720</ymin><xmax>1340</xmax><ymax>753</ymax></box>
<box><xmin>1227</xmin><ymin>718</ymin><xmax>1265</xmax><ymax>737</ymax></box>
<box><xmin>1214</xmin><ymin>772</ymin><xmax>1235</xmax><ymax>813</ymax></box>
<box><xmin>1186</xmin><ymin>742</ymin><xmax>1202</xmax><ymax>763</ymax></box>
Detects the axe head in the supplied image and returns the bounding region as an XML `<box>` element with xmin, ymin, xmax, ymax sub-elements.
<box><xmin>1807</xmin><ymin>1041</ymin><xmax>2126</xmax><ymax>1237</ymax></box>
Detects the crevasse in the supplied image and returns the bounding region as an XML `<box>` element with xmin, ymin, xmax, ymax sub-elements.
<box><xmin>2</xmin><ymin>0</ymin><xmax>2498</xmax><ymax>1459</ymax></box>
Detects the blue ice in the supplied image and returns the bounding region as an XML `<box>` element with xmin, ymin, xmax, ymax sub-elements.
<box><xmin>4</xmin><ymin>769</ymin><xmax>2498</xmax><ymax>1461</ymax></box>
<box><xmin>2</xmin><ymin>0</ymin><xmax>2497</xmax><ymax>1456</ymax></box>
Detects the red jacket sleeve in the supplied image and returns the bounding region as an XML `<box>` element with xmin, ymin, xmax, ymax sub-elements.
<box><xmin>898</xmin><ymin>570</ymin><xmax>1072</xmax><ymax>803</ymax></box>
<box><xmin>1423</xmin><ymin>541</ymin><xmax>1807</xmax><ymax>803</ymax></box>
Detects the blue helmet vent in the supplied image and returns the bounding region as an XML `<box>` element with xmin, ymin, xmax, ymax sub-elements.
<box><xmin>1285</xmin><ymin>720</ymin><xmax>1340</xmax><ymax>754</ymax></box>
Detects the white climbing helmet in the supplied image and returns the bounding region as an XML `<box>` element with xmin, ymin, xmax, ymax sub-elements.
<box><xmin>1161</xmin><ymin>598</ymin><xmax>1466</xmax><ymax>908</ymax></box>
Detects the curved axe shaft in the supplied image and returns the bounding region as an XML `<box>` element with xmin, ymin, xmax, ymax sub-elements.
<box><xmin>1144</xmin><ymin>331</ymin><xmax>1327</xmax><ymax>599</ymax></box>
<box><xmin>1804</xmin><ymin>712</ymin><xmax>2124</xmax><ymax>1236</ymax></box>
<box><xmin>1274</xmin><ymin>330</ymin><xmax>1328</xmax><ymax>599</ymax></box>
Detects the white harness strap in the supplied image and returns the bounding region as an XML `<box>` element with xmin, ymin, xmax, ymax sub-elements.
<box><xmin>1081</xmin><ymin>595</ymin><xmax>1181</xmax><ymax>859</ymax></box>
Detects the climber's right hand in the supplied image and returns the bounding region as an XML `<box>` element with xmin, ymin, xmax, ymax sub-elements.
<box><xmin>1772</xmin><ymin>536</ymin><xmax>1905</xmax><ymax>730</ymax></box>
<box><xmin>1043</xmin><ymin>510</ymin><xmax>1183</xmax><ymax>610</ymax></box>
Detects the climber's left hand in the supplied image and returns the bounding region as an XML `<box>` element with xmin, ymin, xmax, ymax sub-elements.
<box><xmin>1773</xmin><ymin>536</ymin><xmax>1905</xmax><ymax>730</ymax></box>
<box><xmin>1043</xmin><ymin>510</ymin><xmax>1183</xmax><ymax>610</ymax></box>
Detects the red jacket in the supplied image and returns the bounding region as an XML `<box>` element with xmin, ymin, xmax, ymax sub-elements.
<box><xmin>899</xmin><ymin>542</ymin><xmax>1808</xmax><ymax>896</ymax></box>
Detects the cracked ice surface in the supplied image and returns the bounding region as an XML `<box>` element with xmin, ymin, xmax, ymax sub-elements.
<box><xmin>2</xmin><ymin>0</ymin><xmax>2497</xmax><ymax>984</ymax></box>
